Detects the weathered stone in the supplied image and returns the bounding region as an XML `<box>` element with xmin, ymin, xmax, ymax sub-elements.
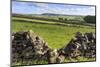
<box><xmin>12</xmin><ymin>31</ymin><xmax>96</xmax><ymax>64</ymax></box>
<box><xmin>12</xmin><ymin>30</ymin><xmax>51</xmax><ymax>64</ymax></box>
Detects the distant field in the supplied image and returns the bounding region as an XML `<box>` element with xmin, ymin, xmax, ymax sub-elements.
<box><xmin>12</xmin><ymin>17</ymin><xmax>95</xmax><ymax>27</ymax></box>
<box><xmin>12</xmin><ymin>17</ymin><xmax>95</xmax><ymax>49</ymax></box>
<box><xmin>13</xmin><ymin>14</ymin><xmax>85</xmax><ymax>21</ymax></box>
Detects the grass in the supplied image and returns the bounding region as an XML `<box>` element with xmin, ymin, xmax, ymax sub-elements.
<box><xmin>12</xmin><ymin>20</ymin><xmax>95</xmax><ymax>49</ymax></box>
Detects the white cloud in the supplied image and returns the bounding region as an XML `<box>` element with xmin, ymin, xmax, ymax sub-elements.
<box><xmin>12</xmin><ymin>0</ymin><xmax>96</xmax><ymax>15</ymax></box>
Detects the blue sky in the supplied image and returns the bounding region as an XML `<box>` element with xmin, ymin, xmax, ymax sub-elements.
<box><xmin>12</xmin><ymin>1</ymin><xmax>95</xmax><ymax>15</ymax></box>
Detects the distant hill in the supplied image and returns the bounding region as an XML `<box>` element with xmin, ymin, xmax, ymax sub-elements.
<box><xmin>41</xmin><ymin>13</ymin><xmax>87</xmax><ymax>17</ymax></box>
<box><xmin>41</xmin><ymin>13</ymin><xmax>61</xmax><ymax>16</ymax></box>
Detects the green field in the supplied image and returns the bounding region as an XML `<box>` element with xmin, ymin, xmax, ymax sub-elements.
<box><xmin>12</xmin><ymin>17</ymin><xmax>95</xmax><ymax>49</ymax></box>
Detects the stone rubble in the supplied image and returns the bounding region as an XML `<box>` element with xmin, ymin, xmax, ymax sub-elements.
<box><xmin>12</xmin><ymin>30</ymin><xmax>96</xmax><ymax>65</ymax></box>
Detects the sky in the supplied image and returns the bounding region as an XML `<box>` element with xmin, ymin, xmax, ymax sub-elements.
<box><xmin>12</xmin><ymin>1</ymin><xmax>96</xmax><ymax>15</ymax></box>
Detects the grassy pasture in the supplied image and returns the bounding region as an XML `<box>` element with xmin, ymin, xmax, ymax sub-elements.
<box><xmin>12</xmin><ymin>17</ymin><xmax>95</xmax><ymax>49</ymax></box>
